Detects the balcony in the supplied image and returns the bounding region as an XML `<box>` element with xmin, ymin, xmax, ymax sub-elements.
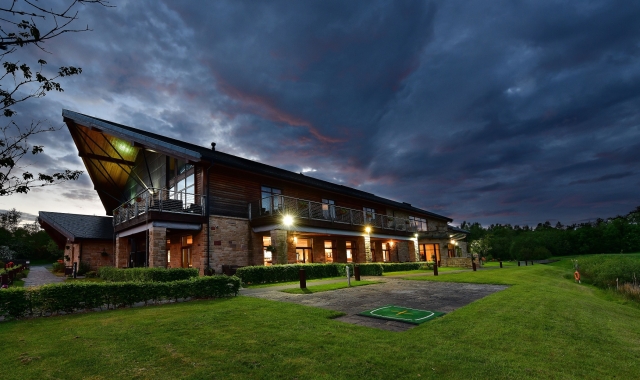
<box><xmin>113</xmin><ymin>188</ymin><xmax>206</xmax><ymax>226</ymax></box>
<box><xmin>249</xmin><ymin>195</ymin><xmax>421</xmax><ymax>233</ymax></box>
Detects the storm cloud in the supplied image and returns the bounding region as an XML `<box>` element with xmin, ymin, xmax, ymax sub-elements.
<box><xmin>1</xmin><ymin>0</ymin><xmax>639</xmax><ymax>225</ymax></box>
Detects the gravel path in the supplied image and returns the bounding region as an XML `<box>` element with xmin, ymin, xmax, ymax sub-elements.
<box><xmin>243</xmin><ymin>277</ymin><xmax>507</xmax><ymax>332</ymax></box>
<box><xmin>23</xmin><ymin>266</ymin><xmax>65</xmax><ymax>287</ymax></box>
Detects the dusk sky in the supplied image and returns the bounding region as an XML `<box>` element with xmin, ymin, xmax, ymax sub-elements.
<box><xmin>2</xmin><ymin>0</ymin><xmax>639</xmax><ymax>227</ymax></box>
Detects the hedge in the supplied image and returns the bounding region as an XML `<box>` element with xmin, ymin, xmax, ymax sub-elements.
<box><xmin>98</xmin><ymin>267</ymin><xmax>199</xmax><ymax>282</ymax></box>
<box><xmin>0</xmin><ymin>264</ymin><xmax>23</xmax><ymax>275</ymax></box>
<box><xmin>235</xmin><ymin>262</ymin><xmax>431</xmax><ymax>284</ymax></box>
<box><xmin>0</xmin><ymin>275</ymin><xmax>240</xmax><ymax>319</ymax></box>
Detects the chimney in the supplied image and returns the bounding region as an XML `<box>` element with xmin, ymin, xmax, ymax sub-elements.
<box><xmin>211</xmin><ymin>142</ymin><xmax>216</xmax><ymax>151</ymax></box>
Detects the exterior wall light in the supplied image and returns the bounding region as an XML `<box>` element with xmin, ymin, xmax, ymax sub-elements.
<box><xmin>365</xmin><ymin>226</ymin><xmax>371</xmax><ymax>234</ymax></box>
<box><xmin>283</xmin><ymin>215</ymin><xmax>294</xmax><ymax>226</ymax></box>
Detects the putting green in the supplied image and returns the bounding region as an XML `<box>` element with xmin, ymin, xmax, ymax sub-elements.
<box><xmin>358</xmin><ymin>305</ymin><xmax>445</xmax><ymax>325</ymax></box>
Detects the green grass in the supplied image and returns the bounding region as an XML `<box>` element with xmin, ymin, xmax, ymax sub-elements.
<box><xmin>482</xmin><ymin>260</ymin><xmax>519</xmax><ymax>267</ymax></box>
<box><xmin>1</xmin><ymin>259</ymin><xmax>640</xmax><ymax>379</ymax></box>
<box><xmin>9</xmin><ymin>270</ymin><xmax>29</xmax><ymax>288</ymax></box>
<box><xmin>64</xmin><ymin>277</ymin><xmax>105</xmax><ymax>283</ymax></box>
<box><xmin>281</xmin><ymin>280</ymin><xmax>381</xmax><ymax>294</ymax></box>
<box><xmin>382</xmin><ymin>267</ymin><xmax>468</xmax><ymax>276</ymax></box>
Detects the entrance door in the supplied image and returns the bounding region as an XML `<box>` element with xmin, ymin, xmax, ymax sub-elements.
<box><xmin>181</xmin><ymin>248</ymin><xmax>192</xmax><ymax>268</ymax></box>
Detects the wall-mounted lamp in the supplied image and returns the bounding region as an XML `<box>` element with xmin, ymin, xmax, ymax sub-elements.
<box><xmin>365</xmin><ymin>226</ymin><xmax>371</xmax><ymax>234</ymax></box>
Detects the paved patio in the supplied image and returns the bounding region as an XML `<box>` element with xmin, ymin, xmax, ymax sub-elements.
<box><xmin>242</xmin><ymin>278</ymin><xmax>507</xmax><ymax>332</ymax></box>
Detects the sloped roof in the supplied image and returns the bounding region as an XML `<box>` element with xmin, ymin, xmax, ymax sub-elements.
<box><xmin>38</xmin><ymin>212</ymin><xmax>113</xmax><ymax>241</ymax></box>
<box><xmin>62</xmin><ymin>109</ymin><xmax>453</xmax><ymax>222</ymax></box>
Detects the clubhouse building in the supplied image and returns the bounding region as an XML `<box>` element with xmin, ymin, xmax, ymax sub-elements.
<box><xmin>39</xmin><ymin>110</ymin><xmax>469</xmax><ymax>274</ymax></box>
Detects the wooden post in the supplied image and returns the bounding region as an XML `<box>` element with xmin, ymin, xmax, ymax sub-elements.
<box><xmin>472</xmin><ymin>261</ymin><xmax>477</xmax><ymax>271</ymax></box>
<box><xmin>518</xmin><ymin>261</ymin><xmax>521</xmax><ymax>267</ymax></box>
<box><xmin>354</xmin><ymin>266</ymin><xmax>361</xmax><ymax>281</ymax></box>
<box><xmin>499</xmin><ymin>261</ymin><xmax>503</xmax><ymax>268</ymax></box>
<box><xmin>525</xmin><ymin>261</ymin><xmax>528</xmax><ymax>266</ymax></box>
<box><xmin>433</xmin><ymin>262</ymin><xmax>438</xmax><ymax>276</ymax></box>
<box><xmin>299</xmin><ymin>269</ymin><xmax>306</xmax><ymax>289</ymax></box>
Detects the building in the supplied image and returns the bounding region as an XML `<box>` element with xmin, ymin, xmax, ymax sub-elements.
<box><xmin>41</xmin><ymin>109</ymin><xmax>468</xmax><ymax>274</ymax></box>
<box><xmin>38</xmin><ymin>212</ymin><xmax>114</xmax><ymax>271</ymax></box>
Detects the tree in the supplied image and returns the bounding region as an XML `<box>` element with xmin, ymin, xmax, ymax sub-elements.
<box><xmin>0</xmin><ymin>207</ymin><xmax>20</xmax><ymax>231</ymax></box>
<box><xmin>0</xmin><ymin>0</ymin><xmax>110</xmax><ymax>196</ymax></box>
<box><xmin>470</xmin><ymin>237</ymin><xmax>491</xmax><ymax>260</ymax></box>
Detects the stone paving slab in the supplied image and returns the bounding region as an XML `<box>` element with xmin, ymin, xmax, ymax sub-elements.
<box><xmin>243</xmin><ymin>279</ymin><xmax>507</xmax><ymax>332</ymax></box>
<box><xmin>23</xmin><ymin>266</ymin><xmax>65</xmax><ymax>287</ymax></box>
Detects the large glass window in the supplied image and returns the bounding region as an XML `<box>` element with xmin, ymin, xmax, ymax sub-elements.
<box><xmin>168</xmin><ymin>164</ymin><xmax>195</xmax><ymax>208</ymax></box>
<box><xmin>420</xmin><ymin>244</ymin><xmax>440</xmax><ymax>262</ymax></box>
<box><xmin>346</xmin><ymin>241</ymin><xmax>353</xmax><ymax>262</ymax></box>
<box><xmin>324</xmin><ymin>240</ymin><xmax>335</xmax><ymax>263</ymax></box>
<box><xmin>261</xmin><ymin>186</ymin><xmax>282</xmax><ymax>215</ymax></box>
<box><xmin>322</xmin><ymin>199</ymin><xmax>335</xmax><ymax>220</ymax></box>
<box><xmin>382</xmin><ymin>243</ymin><xmax>390</xmax><ymax>262</ymax></box>
<box><xmin>409</xmin><ymin>216</ymin><xmax>427</xmax><ymax>231</ymax></box>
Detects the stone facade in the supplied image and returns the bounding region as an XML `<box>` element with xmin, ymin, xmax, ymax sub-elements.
<box><xmin>209</xmin><ymin>216</ymin><xmax>251</xmax><ymax>272</ymax></box>
<box><xmin>397</xmin><ymin>240</ymin><xmax>410</xmax><ymax>262</ymax></box>
<box><xmin>442</xmin><ymin>257</ymin><xmax>473</xmax><ymax>268</ymax></box>
<box><xmin>115</xmin><ymin>237</ymin><xmax>130</xmax><ymax>268</ymax></box>
<box><xmin>148</xmin><ymin>227</ymin><xmax>167</xmax><ymax>268</ymax></box>
<box><xmin>364</xmin><ymin>235</ymin><xmax>372</xmax><ymax>262</ymax></box>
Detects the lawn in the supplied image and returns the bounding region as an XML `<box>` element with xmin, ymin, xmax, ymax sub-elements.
<box><xmin>281</xmin><ymin>280</ymin><xmax>380</xmax><ymax>294</ymax></box>
<box><xmin>1</xmin><ymin>260</ymin><xmax>640</xmax><ymax>379</ymax></box>
<box><xmin>242</xmin><ymin>276</ymin><xmax>350</xmax><ymax>288</ymax></box>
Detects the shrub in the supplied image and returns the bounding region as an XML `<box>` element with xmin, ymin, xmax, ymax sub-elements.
<box><xmin>235</xmin><ymin>262</ymin><xmax>429</xmax><ymax>284</ymax></box>
<box><xmin>51</xmin><ymin>262</ymin><xmax>65</xmax><ymax>273</ymax></box>
<box><xmin>98</xmin><ymin>267</ymin><xmax>199</xmax><ymax>282</ymax></box>
<box><xmin>577</xmin><ymin>255</ymin><xmax>640</xmax><ymax>288</ymax></box>
<box><xmin>15</xmin><ymin>272</ymin><xmax>25</xmax><ymax>280</ymax></box>
<box><xmin>77</xmin><ymin>262</ymin><xmax>91</xmax><ymax>276</ymax></box>
<box><xmin>0</xmin><ymin>275</ymin><xmax>240</xmax><ymax>319</ymax></box>
<box><xmin>84</xmin><ymin>271</ymin><xmax>98</xmax><ymax>278</ymax></box>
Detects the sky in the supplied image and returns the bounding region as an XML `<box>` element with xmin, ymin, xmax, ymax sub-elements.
<box><xmin>1</xmin><ymin>0</ymin><xmax>639</xmax><ymax>227</ymax></box>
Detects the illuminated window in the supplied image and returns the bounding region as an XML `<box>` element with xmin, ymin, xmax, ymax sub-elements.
<box><xmin>181</xmin><ymin>247</ymin><xmax>192</xmax><ymax>268</ymax></box>
<box><xmin>382</xmin><ymin>244</ymin><xmax>390</xmax><ymax>262</ymax></box>
<box><xmin>181</xmin><ymin>235</ymin><xmax>193</xmax><ymax>246</ymax></box>
<box><xmin>324</xmin><ymin>241</ymin><xmax>335</xmax><ymax>263</ymax></box>
<box><xmin>296</xmin><ymin>238</ymin><xmax>312</xmax><ymax>263</ymax></box>
<box><xmin>346</xmin><ymin>241</ymin><xmax>353</xmax><ymax>262</ymax></box>
<box><xmin>420</xmin><ymin>244</ymin><xmax>440</xmax><ymax>262</ymax></box>
<box><xmin>263</xmin><ymin>236</ymin><xmax>272</xmax><ymax>266</ymax></box>
<box><xmin>167</xmin><ymin>239</ymin><xmax>171</xmax><ymax>267</ymax></box>
<box><xmin>169</xmin><ymin>164</ymin><xmax>195</xmax><ymax>207</ymax></box>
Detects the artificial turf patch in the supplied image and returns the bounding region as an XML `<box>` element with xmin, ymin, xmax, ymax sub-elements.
<box><xmin>358</xmin><ymin>305</ymin><xmax>445</xmax><ymax>325</ymax></box>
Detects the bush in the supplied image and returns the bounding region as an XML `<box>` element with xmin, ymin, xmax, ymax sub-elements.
<box><xmin>235</xmin><ymin>262</ymin><xmax>429</xmax><ymax>284</ymax></box>
<box><xmin>77</xmin><ymin>262</ymin><xmax>91</xmax><ymax>276</ymax></box>
<box><xmin>15</xmin><ymin>272</ymin><xmax>25</xmax><ymax>280</ymax></box>
<box><xmin>51</xmin><ymin>262</ymin><xmax>65</xmax><ymax>273</ymax></box>
<box><xmin>0</xmin><ymin>275</ymin><xmax>240</xmax><ymax>319</ymax></box>
<box><xmin>577</xmin><ymin>255</ymin><xmax>640</xmax><ymax>288</ymax></box>
<box><xmin>84</xmin><ymin>271</ymin><xmax>97</xmax><ymax>278</ymax></box>
<box><xmin>98</xmin><ymin>267</ymin><xmax>199</xmax><ymax>282</ymax></box>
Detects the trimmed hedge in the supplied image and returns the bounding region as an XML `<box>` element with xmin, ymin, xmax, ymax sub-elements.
<box><xmin>235</xmin><ymin>262</ymin><xmax>431</xmax><ymax>284</ymax></box>
<box><xmin>0</xmin><ymin>275</ymin><xmax>240</xmax><ymax>319</ymax></box>
<box><xmin>98</xmin><ymin>267</ymin><xmax>199</xmax><ymax>282</ymax></box>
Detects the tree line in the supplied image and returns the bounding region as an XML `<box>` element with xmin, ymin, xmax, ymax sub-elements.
<box><xmin>0</xmin><ymin>208</ymin><xmax>61</xmax><ymax>263</ymax></box>
<box><xmin>464</xmin><ymin>206</ymin><xmax>640</xmax><ymax>261</ymax></box>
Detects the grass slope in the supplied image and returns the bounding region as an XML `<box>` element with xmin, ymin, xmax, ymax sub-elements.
<box><xmin>1</xmin><ymin>261</ymin><xmax>639</xmax><ymax>379</ymax></box>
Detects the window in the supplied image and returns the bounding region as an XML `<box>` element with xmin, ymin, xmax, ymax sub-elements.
<box><xmin>382</xmin><ymin>243</ymin><xmax>390</xmax><ymax>262</ymax></box>
<box><xmin>181</xmin><ymin>247</ymin><xmax>192</xmax><ymax>268</ymax></box>
<box><xmin>346</xmin><ymin>241</ymin><xmax>353</xmax><ymax>262</ymax></box>
<box><xmin>420</xmin><ymin>244</ymin><xmax>440</xmax><ymax>262</ymax></box>
<box><xmin>324</xmin><ymin>240</ymin><xmax>335</xmax><ymax>263</ymax></box>
<box><xmin>167</xmin><ymin>239</ymin><xmax>171</xmax><ymax>268</ymax></box>
<box><xmin>263</xmin><ymin>236</ymin><xmax>272</xmax><ymax>266</ymax></box>
<box><xmin>322</xmin><ymin>199</ymin><xmax>335</xmax><ymax>220</ymax></box>
<box><xmin>296</xmin><ymin>238</ymin><xmax>312</xmax><ymax>263</ymax></box>
<box><xmin>181</xmin><ymin>235</ymin><xmax>193</xmax><ymax>246</ymax></box>
<box><xmin>261</xmin><ymin>186</ymin><xmax>282</xmax><ymax>215</ymax></box>
<box><xmin>409</xmin><ymin>216</ymin><xmax>427</xmax><ymax>231</ymax></box>
<box><xmin>169</xmin><ymin>164</ymin><xmax>195</xmax><ymax>208</ymax></box>
<box><xmin>363</xmin><ymin>207</ymin><xmax>375</xmax><ymax>223</ymax></box>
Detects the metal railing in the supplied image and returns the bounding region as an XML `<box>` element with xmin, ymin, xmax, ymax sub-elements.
<box><xmin>249</xmin><ymin>195</ymin><xmax>423</xmax><ymax>233</ymax></box>
<box><xmin>113</xmin><ymin>188</ymin><xmax>205</xmax><ymax>225</ymax></box>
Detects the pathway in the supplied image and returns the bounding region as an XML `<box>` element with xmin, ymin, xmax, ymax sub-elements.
<box><xmin>23</xmin><ymin>266</ymin><xmax>65</xmax><ymax>287</ymax></box>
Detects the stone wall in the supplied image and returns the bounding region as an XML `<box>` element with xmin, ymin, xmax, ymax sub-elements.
<box><xmin>114</xmin><ymin>237</ymin><xmax>130</xmax><ymax>268</ymax></box>
<box><xmin>397</xmin><ymin>240</ymin><xmax>410</xmax><ymax>262</ymax></box>
<box><xmin>79</xmin><ymin>240</ymin><xmax>114</xmax><ymax>271</ymax></box>
<box><xmin>148</xmin><ymin>227</ymin><xmax>167</xmax><ymax>268</ymax></box>
<box><xmin>209</xmin><ymin>215</ymin><xmax>251</xmax><ymax>272</ymax></box>
<box><xmin>442</xmin><ymin>257</ymin><xmax>473</xmax><ymax>268</ymax></box>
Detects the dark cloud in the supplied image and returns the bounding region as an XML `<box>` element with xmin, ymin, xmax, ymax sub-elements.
<box><xmin>1</xmin><ymin>0</ymin><xmax>639</xmax><ymax>225</ymax></box>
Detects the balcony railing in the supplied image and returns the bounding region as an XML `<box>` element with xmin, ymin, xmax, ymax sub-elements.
<box><xmin>113</xmin><ymin>188</ymin><xmax>206</xmax><ymax>226</ymax></box>
<box><xmin>249</xmin><ymin>195</ymin><xmax>421</xmax><ymax>233</ymax></box>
